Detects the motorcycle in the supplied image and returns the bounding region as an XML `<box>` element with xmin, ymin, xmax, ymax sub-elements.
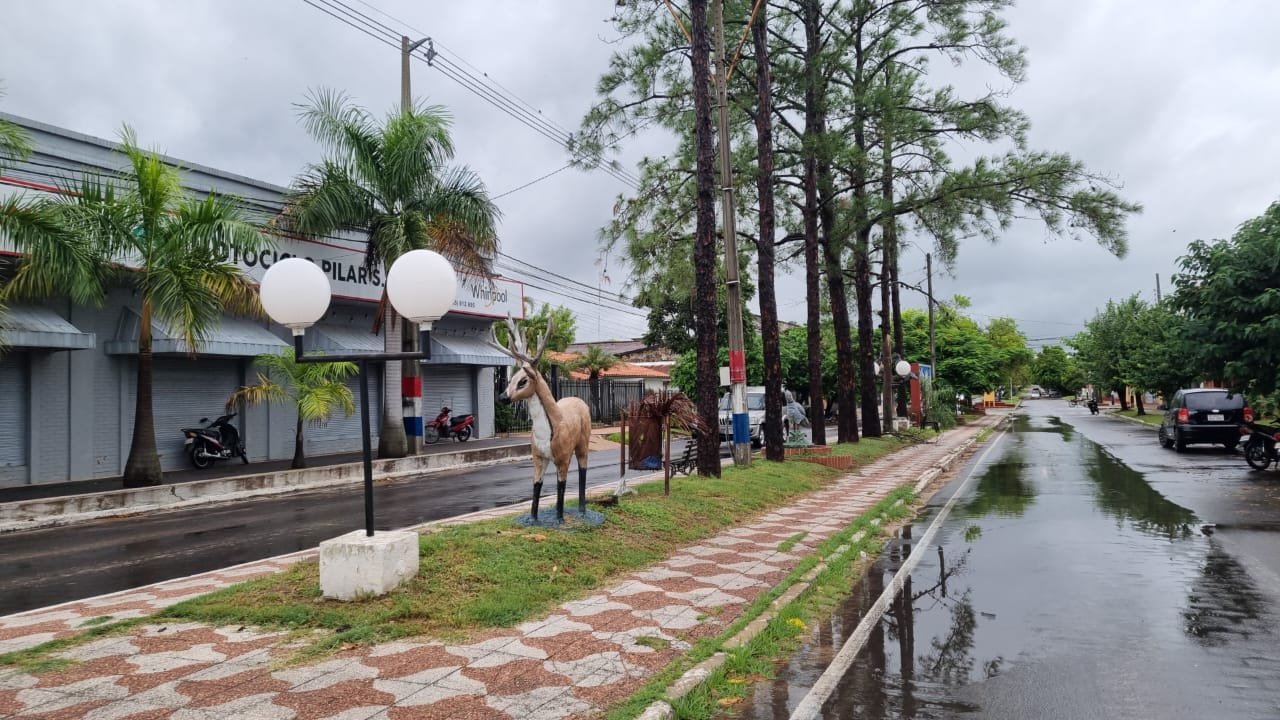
<box><xmin>424</xmin><ymin>406</ymin><xmax>474</xmax><ymax>444</ymax></box>
<box><xmin>1088</xmin><ymin>399</ymin><xmax>1099</xmax><ymax>415</ymax></box>
<box><xmin>1239</xmin><ymin>421</ymin><xmax>1280</xmax><ymax>471</ymax></box>
<box><xmin>181</xmin><ymin>414</ymin><xmax>248</xmax><ymax>469</ymax></box>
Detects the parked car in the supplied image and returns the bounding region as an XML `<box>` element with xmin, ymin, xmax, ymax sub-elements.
<box><xmin>1028</xmin><ymin>390</ymin><xmax>1041</xmax><ymax>399</ymax></box>
<box><xmin>718</xmin><ymin>387</ymin><xmax>789</xmax><ymax>448</ymax></box>
<box><xmin>1158</xmin><ymin>388</ymin><xmax>1252</xmax><ymax>452</ymax></box>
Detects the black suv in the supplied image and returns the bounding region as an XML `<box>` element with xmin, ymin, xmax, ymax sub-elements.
<box><xmin>1158</xmin><ymin>388</ymin><xmax>1252</xmax><ymax>452</ymax></box>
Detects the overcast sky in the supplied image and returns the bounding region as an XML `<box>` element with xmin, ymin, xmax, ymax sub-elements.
<box><xmin>3</xmin><ymin>1</ymin><xmax>1278</xmax><ymax>346</ymax></box>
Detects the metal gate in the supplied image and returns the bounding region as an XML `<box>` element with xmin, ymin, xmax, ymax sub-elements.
<box><xmin>307</xmin><ymin>371</ymin><xmax>381</xmax><ymax>453</ymax></box>
<box><xmin>423</xmin><ymin>366</ymin><xmax>473</xmax><ymax>420</ymax></box>
<box><xmin>152</xmin><ymin>358</ymin><xmax>242</xmax><ymax>470</ymax></box>
<box><xmin>0</xmin><ymin>354</ymin><xmax>28</xmax><ymax>483</ymax></box>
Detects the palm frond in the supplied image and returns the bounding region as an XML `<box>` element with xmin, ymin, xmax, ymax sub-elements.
<box><xmin>226</xmin><ymin>373</ymin><xmax>288</xmax><ymax>412</ymax></box>
<box><xmin>118</xmin><ymin>126</ymin><xmax>182</xmax><ymax>243</ymax></box>
<box><xmin>174</xmin><ymin>193</ymin><xmax>272</xmax><ymax>260</ymax></box>
<box><xmin>381</xmin><ymin>105</ymin><xmax>455</xmax><ymax>195</ymax></box>
<box><xmin>0</xmin><ymin>114</ymin><xmax>31</xmax><ymax>165</ymax></box>
<box><xmin>141</xmin><ymin>260</ymin><xmax>224</xmax><ymax>352</ymax></box>
<box><xmin>282</xmin><ymin>160</ymin><xmax>374</xmax><ymax>238</ymax></box>
<box><xmin>0</xmin><ymin>195</ymin><xmax>107</xmax><ymax>306</ymax></box>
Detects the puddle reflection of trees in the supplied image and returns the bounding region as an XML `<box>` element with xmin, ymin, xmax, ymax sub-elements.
<box><xmin>961</xmin><ymin>446</ymin><xmax>1036</xmax><ymax>518</ymax></box>
<box><xmin>820</xmin><ymin>529</ymin><xmax>989</xmax><ymax>719</ymax></box>
<box><xmin>1182</xmin><ymin>543</ymin><xmax>1272</xmax><ymax>646</ymax></box>
<box><xmin>1081</xmin><ymin>441</ymin><xmax>1196</xmax><ymax>538</ymax></box>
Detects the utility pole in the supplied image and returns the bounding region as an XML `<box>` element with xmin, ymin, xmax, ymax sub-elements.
<box><xmin>926</xmin><ymin>253</ymin><xmax>936</xmax><ymax>375</ymax></box>
<box><xmin>1155</xmin><ymin>272</ymin><xmax>1162</xmax><ymax>303</ymax></box>
<box><xmin>400</xmin><ymin>35</ymin><xmax>428</xmax><ymax>454</ymax></box>
<box><xmin>712</xmin><ymin>0</ymin><xmax>749</xmax><ymax>467</ymax></box>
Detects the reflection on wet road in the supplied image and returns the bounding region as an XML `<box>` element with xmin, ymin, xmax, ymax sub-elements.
<box><xmin>740</xmin><ymin>404</ymin><xmax>1280</xmax><ymax>719</ymax></box>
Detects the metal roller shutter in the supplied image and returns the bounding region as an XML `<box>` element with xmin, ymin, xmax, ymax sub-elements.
<box><xmin>422</xmin><ymin>366</ymin><xmax>473</xmax><ymax>423</ymax></box>
<box><xmin>151</xmin><ymin>358</ymin><xmax>242</xmax><ymax>470</ymax></box>
<box><xmin>307</xmin><ymin>371</ymin><xmax>381</xmax><ymax>453</ymax></box>
<box><xmin>0</xmin><ymin>355</ymin><xmax>29</xmax><ymax>481</ymax></box>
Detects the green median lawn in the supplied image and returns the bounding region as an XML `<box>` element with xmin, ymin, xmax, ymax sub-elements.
<box><xmin>154</xmin><ymin>435</ymin><xmax>909</xmax><ymax>660</ymax></box>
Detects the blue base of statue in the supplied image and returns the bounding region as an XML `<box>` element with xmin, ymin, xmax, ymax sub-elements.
<box><xmin>515</xmin><ymin>507</ymin><xmax>606</xmax><ymax>529</ymax></box>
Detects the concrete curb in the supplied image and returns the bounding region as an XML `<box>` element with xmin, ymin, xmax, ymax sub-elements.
<box><xmin>1104</xmin><ymin>410</ymin><xmax>1160</xmax><ymax>430</ymax></box>
<box><xmin>634</xmin><ymin>417</ymin><xmax>1002</xmax><ymax>719</ymax></box>
<box><xmin>0</xmin><ymin>444</ymin><xmax>531</xmax><ymax>534</ymax></box>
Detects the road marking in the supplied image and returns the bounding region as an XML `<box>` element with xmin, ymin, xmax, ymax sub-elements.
<box><xmin>789</xmin><ymin>429</ymin><xmax>1008</xmax><ymax>720</ymax></box>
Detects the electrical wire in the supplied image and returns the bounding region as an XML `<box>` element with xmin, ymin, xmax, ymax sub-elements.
<box><xmin>307</xmin><ymin>0</ymin><xmax>642</xmax><ymax>190</ymax></box>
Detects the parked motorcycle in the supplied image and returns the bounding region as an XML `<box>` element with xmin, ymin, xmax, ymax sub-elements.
<box><xmin>424</xmin><ymin>406</ymin><xmax>474</xmax><ymax>444</ymax></box>
<box><xmin>1239</xmin><ymin>420</ymin><xmax>1280</xmax><ymax>471</ymax></box>
<box><xmin>181</xmin><ymin>414</ymin><xmax>248</xmax><ymax>469</ymax></box>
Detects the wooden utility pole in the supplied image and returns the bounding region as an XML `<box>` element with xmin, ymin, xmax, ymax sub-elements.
<box><xmin>712</xmin><ymin>0</ymin><xmax>750</xmax><ymax>467</ymax></box>
<box><xmin>926</xmin><ymin>253</ymin><xmax>937</xmax><ymax>375</ymax></box>
<box><xmin>399</xmin><ymin>35</ymin><xmax>428</xmax><ymax>454</ymax></box>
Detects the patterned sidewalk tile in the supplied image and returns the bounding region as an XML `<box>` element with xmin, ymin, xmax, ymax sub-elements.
<box><xmin>0</xmin><ymin>418</ymin><xmax>996</xmax><ymax>719</ymax></box>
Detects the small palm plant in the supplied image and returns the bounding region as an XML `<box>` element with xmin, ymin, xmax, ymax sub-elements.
<box><xmin>227</xmin><ymin>349</ymin><xmax>359</xmax><ymax>469</ymax></box>
<box><xmin>572</xmin><ymin>345</ymin><xmax>620</xmax><ymax>421</ymax></box>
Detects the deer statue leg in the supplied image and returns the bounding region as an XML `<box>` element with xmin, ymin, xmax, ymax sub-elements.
<box><xmin>576</xmin><ymin>447</ymin><xmax>589</xmax><ymax>514</ymax></box>
<box><xmin>530</xmin><ymin>453</ymin><xmax>547</xmax><ymax>521</ymax></box>
<box><xmin>555</xmin><ymin>464</ymin><xmax>569</xmax><ymax>521</ymax></box>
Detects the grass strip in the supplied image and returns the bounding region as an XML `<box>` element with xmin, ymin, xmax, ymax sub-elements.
<box><xmin>1112</xmin><ymin>409</ymin><xmax>1162</xmax><ymax>426</ymax></box>
<box><xmin>154</xmin><ymin>436</ymin><xmax>909</xmax><ymax>659</ymax></box>
<box><xmin>605</xmin><ymin>486</ymin><xmax>916</xmax><ymax>720</ymax></box>
<box><xmin>0</xmin><ymin>618</ymin><xmax>148</xmax><ymax>673</ymax></box>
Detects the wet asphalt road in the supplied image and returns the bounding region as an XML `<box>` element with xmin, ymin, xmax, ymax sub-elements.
<box><xmin>743</xmin><ymin>402</ymin><xmax>1280</xmax><ymax>719</ymax></box>
<box><xmin>0</xmin><ymin>447</ymin><xmax>661</xmax><ymax>616</ymax></box>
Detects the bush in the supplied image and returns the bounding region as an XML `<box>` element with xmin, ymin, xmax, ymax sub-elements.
<box><xmin>494</xmin><ymin>402</ymin><xmax>515</xmax><ymax>433</ymax></box>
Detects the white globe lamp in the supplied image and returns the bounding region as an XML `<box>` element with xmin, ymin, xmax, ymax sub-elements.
<box><xmin>895</xmin><ymin>360</ymin><xmax>912</xmax><ymax>377</ymax></box>
<box><xmin>873</xmin><ymin>361</ymin><xmax>882</xmax><ymax>377</ymax></box>
<box><xmin>260</xmin><ymin>258</ymin><xmax>331</xmax><ymax>334</ymax></box>
<box><xmin>386</xmin><ymin>249</ymin><xmax>458</xmax><ymax>329</ymax></box>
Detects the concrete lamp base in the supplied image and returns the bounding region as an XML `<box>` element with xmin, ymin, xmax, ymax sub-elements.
<box><xmin>319</xmin><ymin>530</ymin><xmax>420</xmax><ymax>601</ymax></box>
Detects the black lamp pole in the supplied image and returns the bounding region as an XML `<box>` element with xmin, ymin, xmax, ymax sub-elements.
<box><xmin>292</xmin><ymin>328</ymin><xmax>432</xmax><ymax>537</ymax></box>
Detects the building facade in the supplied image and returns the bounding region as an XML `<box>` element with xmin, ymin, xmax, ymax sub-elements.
<box><xmin>0</xmin><ymin>113</ymin><xmax>521</xmax><ymax>487</ymax></box>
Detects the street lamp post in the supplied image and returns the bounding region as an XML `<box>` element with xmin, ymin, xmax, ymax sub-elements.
<box><xmin>260</xmin><ymin>250</ymin><xmax>458</xmax><ymax>538</ymax></box>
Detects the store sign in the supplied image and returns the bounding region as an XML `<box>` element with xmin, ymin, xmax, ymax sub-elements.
<box><xmin>227</xmin><ymin>236</ymin><xmax>524</xmax><ymax>319</ymax></box>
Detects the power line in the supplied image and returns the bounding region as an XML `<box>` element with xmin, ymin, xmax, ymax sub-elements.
<box><xmin>306</xmin><ymin>0</ymin><xmax>642</xmax><ymax>190</ymax></box>
<box><xmin>492</xmin><ymin>163</ymin><xmax>574</xmax><ymax>200</ymax></box>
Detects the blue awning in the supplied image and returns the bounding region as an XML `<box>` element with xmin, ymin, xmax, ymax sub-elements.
<box><xmin>306</xmin><ymin>323</ymin><xmax>384</xmax><ymax>355</ymax></box>
<box><xmin>0</xmin><ymin>305</ymin><xmax>95</xmax><ymax>350</ymax></box>
<box><xmin>105</xmin><ymin>309</ymin><xmax>289</xmax><ymax>357</ymax></box>
<box><xmin>425</xmin><ymin>334</ymin><xmax>511</xmax><ymax>366</ymax></box>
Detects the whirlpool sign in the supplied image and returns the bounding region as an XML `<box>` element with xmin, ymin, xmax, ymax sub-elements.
<box><xmin>231</xmin><ymin>237</ymin><xmax>525</xmax><ymax>320</ymax></box>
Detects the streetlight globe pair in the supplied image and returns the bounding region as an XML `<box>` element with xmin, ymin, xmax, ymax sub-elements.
<box><xmin>873</xmin><ymin>360</ymin><xmax>913</xmax><ymax>378</ymax></box>
<box><xmin>260</xmin><ymin>250</ymin><xmax>458</xmax><ymax>333</ymax></box>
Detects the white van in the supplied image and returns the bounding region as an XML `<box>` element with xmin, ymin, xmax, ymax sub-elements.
<box><xmin>718</xmin><ymin>387</ymin><xmax>793</xmax><ymax>448</ymax></box>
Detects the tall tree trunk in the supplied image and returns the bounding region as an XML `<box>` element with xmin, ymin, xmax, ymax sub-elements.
<box><xmin>854</xmin><ymin>226</ymin><xmax>880</xmax><ymax>436</ymax></box>
<box><xmin>690</xmin><ymin>0</ymin><xmax>722</xmax><ymax>477</ymax></box>
<box><xmin>851</xmin><ymin>23</ymin><xmax>881</xmax><ymax>437</ymax></box>
<box><xmin>292</xmin><ymin>415</ymin><xmax>307</xmax><ymax>469</ymax></box>
<box><xmin>801</xmin><ymin>0</ymin><xmax>825</xmax><ymax>447</ymax></box>
<box><xmin>123</xmin><ymin>298</ymin><xmax>162</xmax><ymax>487</ymax></box>
<box><xmin>753</xmin><ymin>6</ymin><xmax>784</xmax><ymax>461</ymax></box>
<box><xmin>819</xmin><ymin>163</ymin><xmax>859</xmax><ymax>443</ymax></box>
<box><xmin>891</xmin><ymin>234</ymin><xmax>908</xmax><ymax>418</ymax></box>
<box><xmin>1135</xmin><ymin>391</ymin><xmax>1145</xmax><ymax>416</ymax></box>
<box><xmin>378</xmin><ymin>301</ymin><xmax>407</xmax><ymax>458</ymax></box>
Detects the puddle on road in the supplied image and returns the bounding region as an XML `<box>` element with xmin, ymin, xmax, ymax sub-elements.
<box><xmin>735</xmin><ymin>412</ymin><xmax>1279</xmax><ymax>720</ymax></box>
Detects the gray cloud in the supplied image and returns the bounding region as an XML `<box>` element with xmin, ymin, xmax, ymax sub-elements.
<box><xmin>3</xmin><ymin>0</ymin><xmax>1278</xmax><ymax>347</ymax></box>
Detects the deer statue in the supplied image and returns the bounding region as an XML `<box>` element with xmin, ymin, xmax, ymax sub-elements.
<box><xmin>493</xmin><ymin>316</ymin><xmax>593</xmax><ymax>524</ymax></box>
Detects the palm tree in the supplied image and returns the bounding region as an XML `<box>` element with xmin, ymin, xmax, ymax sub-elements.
<box><xmin>572</xmin><ymin>345</ymin><xmax>620</xmax><ymax>421</ymax></box>
<box><xmin>0</xmin><ymin>97</ymin><xmax>69</xmax><ymax>352</ymax></box>
<box><xmin>2</xmin><ymin>127</ymin><xmax>271</xmax><ymax>487</ymax></box>
<box><xmin>283</xmin><ymin>89</ymin><xmax>500</xmax><ymax>459</ymax></box>
<box><xmin>226</xmin><ymin>349</ymin><xmax>358</xmax><ymax>469</ymax></box>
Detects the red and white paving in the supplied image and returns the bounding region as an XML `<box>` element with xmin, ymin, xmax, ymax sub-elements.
<box><xmin>0</xmin><ymin>418</ymin><xmax>994</xmax><ymax>720</ymax></box>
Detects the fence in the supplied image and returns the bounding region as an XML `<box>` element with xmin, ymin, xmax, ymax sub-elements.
<box><xmin>494</xmin><ymin>371</ymin><xmax>646</xmax><ymax>433</ymax></box>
